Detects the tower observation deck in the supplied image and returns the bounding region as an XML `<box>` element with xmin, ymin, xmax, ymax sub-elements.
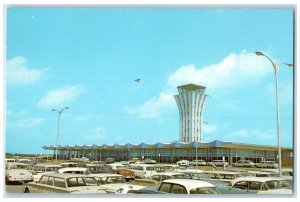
<box><xmin>174</xmin><ymin>84</ymin><xmax>209</xmax><ymax>143</ymax></box>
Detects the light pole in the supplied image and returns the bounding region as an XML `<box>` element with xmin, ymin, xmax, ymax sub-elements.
<box><xmin>52</xmin><ymin>107</ymin><xmax>69</xmax><ymax>163</ymax></box>
<box><xmin>255</xmin><ymin>51</ymin><xmax>292</xmax><ymax>177</ymax></box>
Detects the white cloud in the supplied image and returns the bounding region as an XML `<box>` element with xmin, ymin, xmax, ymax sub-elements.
<box><xmin>203</xmin><ymin>124</ymin><xmax>217</xmax><ymax>134</ymax></box>
<box><xmin>37</xmin><ymin>85</ymin><xmax>84</xmax><ymax>108</ymax></box>
<box><xmin>124</xmin><ymin>92</ymin><xmax>175</xmax><ymax>118</ymax></box>
<box><xmin>228</xmin><ymin>129</ymin><xmax>276</xmax><ymax>142</ymax></box>
<box><xmin>124</xmin><ymin>51</ymin><xmax>274</xmax><ymax>119</ymax></box>
<box><xmin>228</xmin><ymin>129</ymin><xmax>248</xmax><ymax>138</ymax></box>
<box><xmin>7</xmin><ymin>117</ymin><xmax>44</xmax><ymax>128</ymax></box>
<box><xmin>6</xmin><ymin>56</ymin><xmax>44</xmax><ymax>85</ymax></box>
<box><xmin>167</xmin><ymin>51</ymin><xmax>273</xmax><ymax>90</ymax></box>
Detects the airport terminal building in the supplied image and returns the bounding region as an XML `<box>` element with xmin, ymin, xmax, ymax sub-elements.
<box><xmin>43</xmin><ymin>84</ymin><xmax>293</xmax><ymax>166</ymax></box>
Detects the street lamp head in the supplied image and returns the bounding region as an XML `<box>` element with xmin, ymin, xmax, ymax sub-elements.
<box><xmin>255</xmin><ymin>51</ymin><xmax>264</xmax><ymax>56</ymax></box>
<box><xmin>285</xmin><ymin>63</ymin><xmax>293</xmax><ymax>67</ymax></box>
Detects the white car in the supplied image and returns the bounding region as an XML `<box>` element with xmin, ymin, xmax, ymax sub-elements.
<box><xmin>232</xmin><ymin>160</ymin><xmax>255</xmax><ymax>167</ymax></box>
<box><xmin>5</xmin><ymin>163</ymin><xmax>33</xmax><ymax>184</ymax></box>
<box><xmin>32</xmin><ymin>163</ymin><xmax>62</xmax><ymax>182</ymax></box>
<box><xmin>59</xmin><ymin>162</ymin><xmax>79</xmax><ymax>168</ymax></box>
<box><xmin>255</xmin><ymin>161</ymin><xmax>279</xmax><ymax>168</ymax></box>
<box><xmin>5</xmin><ymin>158</ymin><xmax>16</xmax><ymax>163</ymax></box>
<box><xmin>23</xmin><ymin>173</ymin><xmax>110</xmax><ymax>194</ymax></box>
<box><xmin>58</xmin><ymin>167</ymin><xmax>91</xmax><ymax>175</ymax></box>
<box><xmin>229</xmin><ymin>177</ymin><xmax>292</xmax><ymax>194</ymax></box>
<box><xmin>176</xmin><ymin>160</ymin><xmax>189</xmax><ymax>166</ymax></box>
<box><xmin>157</xmin><ymin>179</ymin><xmax>219</xmax><ymax>194</ymax></box>
<box><xmin>207</xmin><ymin>160</ymin><xmax>229</xmax><ymax>167</ymax></box>
<box><xmin>261</xmin><ymin>169</ymin><xmax>293</xmax><ymax>183</ymax></box>
<box><xmin>91</xmin><ymin>173</ymin><xmax>145</xmax><ymax>194</ymax></box>
<box><xmin>189</xmin><ymin>160</ymin><xmax>206</xmax><ymax>166</ymax></box>
<box><xmin>128</xmin><ymin>164</ymin><xmax>157</xmax><ymax>178</ymax></box>
<box><xmin>149</xmin><ymin>172</ymin><xmax>190</xmax><ymax>183</ymax></box>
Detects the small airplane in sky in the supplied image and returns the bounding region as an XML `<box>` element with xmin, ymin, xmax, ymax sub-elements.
<box><xmin>134</xmin><ymin>79</ymin><xmax>143</xmax><ymax>83</ymax></box>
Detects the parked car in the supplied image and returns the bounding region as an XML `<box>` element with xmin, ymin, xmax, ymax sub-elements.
<box><xmin>178</xmin><ymin>169</ymin><xmax>247</xmax><ymax>193</ymax></box>
<box><xmin>114</xmin><ymin>169</ymin><xmax>135</xmax><ymax>181</ymax></box>
<box><xmin>5</xmin><ymin>158</ymin><xmax>16</xmax><ymax>163</ymax></box>
<box><xmin>59</xmin><ymin>162</ymin><xmax>78</xmax><ymax>168</ymax></box>
<box><xmin>70</xmin><ymin>157</ymin><xmax>89</xmax><ymax>162</ymax></box>
<box><xmin>261</xmin><ymin>168</ymin><xmax>293</xmax><ymax>183</ymax></box>
<box><xmin>91</xmin><ymin>173</ymin><xmax>144</xmax><ymax>194</ymax></box>
<box><xmin>207</xmin><ymin>160</ymin><xmax>229</xmax><ymax>167</ymax></box>
<box><xmin>5</xmin><ymin>163</ymin><xmax>33</xmax><ymax>184</ymax></box>
<box><xmin>189</xmin><ymin>160</ymin><xmax>206</xmax><ymax>166</ymax></box>
<box><xmin>127</xmin><ymin>164</ymin><xmax>157</xmax><ymax>178</ymax></box>
<box><xmin>149</xmin><ymin>172</ymin><xmax>190</xmax><ymax>184</ymax></box>
<box><xmin>16</xmin><ymin>158</ymin><xmax>33</xmax><ymax>164</ymax></box>
<box><xmin>86</xmin><ymin>164</ymin><xmax>114</xmax><ymax>174</ymax></box>
<box><xmin>22</xmin><ymin>173</ymin><xmax>110</xmax><ymax>194</ymax></box>
<box><xmin>157</xmin><ymin>179</ymin><xmax>219</xmax><ymax>194</ymax></box>
<box><xmin>228</xmin><ymin>177</ymin><xmax>292</xmax><ymax>194</ymax></box>
<box><xmin>176</xmin><ymin>160</ymin><xmax>189</xmax><ymax>166</ymax></box>
<box><xmin>105</xmin><ymin>158</ymin><xmax>115</xmax><ymax>164</ymax></box>
<box><xmin>247</xmin><ymin>171</ymin><xmax>278</xmax><ymax>178</ymax></box>
<box><xmin>142</xmin><ymin>159</ymin><xmax>157</xmax><ymax>164</ymax></box>
<box><xmin>232</xmin><ymin>160</ymin><xmax>255</xmax><ymax>167</ymax></box>
<box><xmin>127</xmin><ymin>187</ymin><xmax>167</xmax><ymax>194</ymax></box>
<box><xmin>32</xmin><ymin>163</ymin><xmax>62</xmax><ymax>182</ymax></box>
<box><xmin>128</xmin><ymin>158</ymin><xmax>140</xmax><ymax>164</ymax></box>
<box><xmin>105</xmin><ymin>163</ymin><xmax>125</xmax><ymax>170</ymax></box>
<box><xmin>58</xmin><ymin>167</ymin><xmax>91</xmax><ymax>175</ymax></box>
<box><xmin>255</xmin><ymin>161</ymin><xmax>279</xmax><ymax>168</ymax></box>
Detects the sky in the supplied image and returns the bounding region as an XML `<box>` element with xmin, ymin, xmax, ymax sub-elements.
<box><xmin>5</xmin><ymin>7</ymin><xmax>294</xmax><ymax>154</ymax></box>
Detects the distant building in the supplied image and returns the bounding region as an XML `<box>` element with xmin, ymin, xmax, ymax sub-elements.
<box><xmin>43</xmin><ymin>84</ymin><xmax>293</xmax><ymax>166</ymax></box>
<box><xmin>174</xmin><ymin>84</ymin><xmax>209</xmax><ymax>143</ymax></box>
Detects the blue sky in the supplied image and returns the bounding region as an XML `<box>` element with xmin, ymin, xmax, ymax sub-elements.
<box><xmin>5</xmin><ymin>8</ymin><xmax>294</xmax><ymax>154</ymax></box>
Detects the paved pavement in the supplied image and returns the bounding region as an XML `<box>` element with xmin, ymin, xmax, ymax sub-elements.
<box><xmin>5</xmin><ymin>183</ymin><xmax>25</xmax><ymax>194</ymax></box>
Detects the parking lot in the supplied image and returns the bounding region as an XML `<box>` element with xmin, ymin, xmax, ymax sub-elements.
<box><xmin>5</xmin><ymin>162</ymin><xmax>293</xmax><ymax>195</ymax></box>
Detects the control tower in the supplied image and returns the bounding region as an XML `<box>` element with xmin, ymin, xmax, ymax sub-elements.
<box><xmin>174</xmin><ymin>84</ymin><xmax>209</xmax><ymax>143</ymax></box>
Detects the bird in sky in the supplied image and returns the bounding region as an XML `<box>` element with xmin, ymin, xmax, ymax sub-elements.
<box><xmin>134</xmin><ymin>79</ymin><xmax>143</xmax><ymax>83</ymax></box>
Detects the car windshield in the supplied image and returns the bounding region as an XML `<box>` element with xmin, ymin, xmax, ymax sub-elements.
<box><xmin>265</xmin><ymin>180</ymin><xmax>292</xmax><ymax>190</ymax></box>
<box><xmin>146</xmin><ymin>167</ymin><xmax>155</xmax><ymax>171</ymax></box>
<box><xmin>10</xmin><ymin>164</ymin><xmax>26</xmax><ymax>169</ymax></box>
<box><xmin>172</xmin><ymin>174</ymin><xmax>189</xmax><ymax>179</ymax></box>
<box><xmin>67</xmin><ymin>177</ymin><xmax>97</xmax><ymax>187</ymax></box>
<box><xmin>97</xmin><ymin>176</ymin><xmax>126</xmax><ymax>184</ymax></box>
<box><xmin>190</xmin><ymin>187</ymin><xmax>219</xmax><ymax>194</ymax></box>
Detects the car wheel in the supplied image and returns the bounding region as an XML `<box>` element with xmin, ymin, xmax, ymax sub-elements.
<box><xmin>24</xmin><ymin>187</ymin><xmax>30</xmax><ymax>193</ymax></box>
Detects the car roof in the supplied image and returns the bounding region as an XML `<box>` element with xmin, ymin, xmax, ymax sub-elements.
<box><xmin>86</xmin><ymin>164</ymin><xmax>106</xmax><ymax>167</ymax></box>
<box><xmin>177</xmin><ymin>169</ymin><xmax>204</xmax><ymax>174</ymax></box>
<box><xmin>162</xmin><ymin>179</ymin><xmax>215</xmax><ymax>190</ymax></box>
<box><xmin>248</xmin><ymin>171</ymin><xmax>275</xmax><ymax>174</ymax></box>
<box><xmin>231</xmin><ymin>177</ymin><xmax>287</xmax><ymax>184</ymax></box>
<box><xmin>34</xmin><ymin>163</ymin><xmax>61</xmax><ymax>167</ymax></box>
<box><xmin>6</xmin><ymin>162</ymin><xmax>26</xmax><ymax>166</ymax></box>
<box><xmin>58</xmin><ymin>167</ymin><xmax>88</xmax><ymax>172</ymax></box>
<box><xmin>90</xmin><ymin>173</ymin><xmax>123</xmax><ymax>178</ymax></box>
<box><xmin>261</xmin><ymin>168</ymin><xmax>292</xmax><ymax>173</ymax></box>
<box><xmin>40</xmin><ymin>173</ymin><xmax>95</xmax><ymax>179</ymax></box>
<box><xmin>130</xmin><ymin>164</ymin><xmax>155</xmax><ymax>167</ymax></box>
<box><xmin>203</xmin><ymin>170</ymin><xmax>244</xmax><ymax>175</ymax></box>
<box><xmin>152</xmin><ymin>172</ymin><xmax>187</xmax><ymax>176</ymax></box>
